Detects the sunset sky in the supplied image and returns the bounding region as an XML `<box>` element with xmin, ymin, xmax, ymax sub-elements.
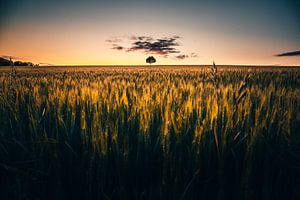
<box><xmin>0</xmin><ymin>0</ymin><xmax>299</xmax><ymax>66</ymax></box>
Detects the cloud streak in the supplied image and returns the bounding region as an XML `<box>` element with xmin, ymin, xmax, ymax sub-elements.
<box><xmin>111</xmin><ymin>44</ymin><xmax>125</xmax><ymax>50</ymax></box>
<box><xmin>190</xmin><ymin>53</ymin><xmax>198</xmax><ymax>58</ymax></box>
<box><xmin>275</xmin><ymin>50</ymin><xmax>300</xmax><ymax>57</ymax></box>
<box><xmin>175</xmin><ymin>54</ymin><xmax>189</xmax><ymax>60</ymax></box>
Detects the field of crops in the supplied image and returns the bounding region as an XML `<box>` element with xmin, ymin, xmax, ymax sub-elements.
<box><xmin>0</xmin><ymin>65</ymin><xmax>299</xmax><ymax>200</ymax></box>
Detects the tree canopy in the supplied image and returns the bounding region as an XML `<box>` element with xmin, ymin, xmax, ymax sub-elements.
<box><xmin>146</xmin><ymin>56</ymin><xmax>156</xmax><ymax>64</ymax></box>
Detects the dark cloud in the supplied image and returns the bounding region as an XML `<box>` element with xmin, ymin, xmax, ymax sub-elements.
<box><xmin>111</xmin><ymin>45</ymin><xmax>124</xmax><ymax>50</ymax></box>
<box><xmin>127</xmin><ymin>36</ymin><xmax>180</xmax><ymax>56</ymax></box>
<box><xmin>107</xmin><ymin>35</ymin><xmax>198</xmax><ymax>60</ymax></box>
<box><xmin>175</xmin><ymin>54</ymin><xmax>189</xmax><ymax>60</ymax></box>
<box><xmin>129</xmin><ymin>36</ymin><xmax>153</xmax><ymax>42</ymax></box>
<box><xmin>106</xmin><ymin>38</ymin><xmax>125</xmax><ymax>50</ymax></box>
<box><xmin>107</xmin><ymin>35</ymin><xmax>181</xmax><ymax>57</ymax></box>
<box><xmin>275</xmin><ymin>50</ymin><xmax>300</xmax><ymax>57</ymax></box>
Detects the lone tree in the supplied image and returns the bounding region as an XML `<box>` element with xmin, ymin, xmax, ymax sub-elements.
<box><xmin>146</xmin><ymin>56</ymin><xmax>156</xmax><ymax>65</ymax></box>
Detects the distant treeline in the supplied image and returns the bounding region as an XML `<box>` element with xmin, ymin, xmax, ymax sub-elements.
<box><xmin>0</xmin><ymin>57</ymin><xmax>37</xmax><ymax>66</ymax></box>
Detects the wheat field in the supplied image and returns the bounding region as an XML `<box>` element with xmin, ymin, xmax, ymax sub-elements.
<box><xmin>0</xmin><ymin>65</ymin><xmax>299</xmax><ymax>200</ymax></box>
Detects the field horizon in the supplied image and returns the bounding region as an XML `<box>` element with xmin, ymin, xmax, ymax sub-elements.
<box><xmin>2</xmin><ymin>64</ymin><xmax>300</xmax><ymax>68</ymax></box>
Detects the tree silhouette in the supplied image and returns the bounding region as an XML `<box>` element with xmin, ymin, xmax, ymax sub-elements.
<box><xmin>0</xmin><ymin>57</ymin><xmax>12</xmax><ymax>66</ymax></box>
<box><xmin>146</xmin><ymin>56</ymin><xmax>156</xmax><ymax>65</ymax></box>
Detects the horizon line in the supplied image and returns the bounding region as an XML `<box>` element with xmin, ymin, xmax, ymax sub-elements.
<box><xmin>4</xmin><ymin>64</ymin><xmax>300</xmax><ymax>68</ymax></box>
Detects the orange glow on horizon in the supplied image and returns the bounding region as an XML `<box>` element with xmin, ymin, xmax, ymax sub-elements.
<box><xmin>1</xmin><ymin>19</ymin><xmax>300</xmax><ymax>66</ymax></box>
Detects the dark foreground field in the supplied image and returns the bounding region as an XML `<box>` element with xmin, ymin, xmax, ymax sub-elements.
<box><xmin>0</xmin><ymin>65</ymin><xmax>299</xmax><ymax>200</ymax></box>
